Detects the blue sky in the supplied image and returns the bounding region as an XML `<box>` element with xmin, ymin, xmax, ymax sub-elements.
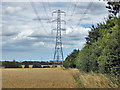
<box><xmin>1</xmin><ymin>1</ymin><xmax>109</xmax><ymax>61</ymax></box>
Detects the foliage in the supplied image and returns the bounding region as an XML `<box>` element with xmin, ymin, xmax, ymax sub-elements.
<box><xmin>24</xmin><ymin>65</ymin><xmax>29</xmax><ymax>68</ymax></box>
<box><xmin>65</xmin><ymin>17</ymin><xmax>120</xmax><ymax>77</ymax></box>
<box><xmin>63</xmin><ymin>60</ymin><xmax>70</xmax><ymax>68</ymax></box>
<box><xmin>106</xmin><ymin>1</ymin><xmax>120</xmax><ymax>19</ymax></box>
<box><xmin>63</xmin><ymin>49</ymin><xmax>79</xmax><ymax>68</ymax></box>
<box><xmin>2</xmin><ymin>60</ymin><xmax>61</xmax><ymax>68</ymax></box>
<box><xmin>33</xmin><ymin>63</ymin><xmax>42</xmax><ymax>68</ymax></box>
<box><xmin>43</xmin><ymin>66</ymin><xmax>50</xmax><ymax>68</ymax></box>
<box><xmin>2</xmin><ymin>60</ymin><xmax>22</xmax><ymax>68</ymax></box>
<box><xmin>52</xmin><ymin>65</ymin><xmax>57</xmax><ymax>68</ymax></box>
<box><xmin>76</xmin><ymin>17</ymin><xmax>120</xmax><ymax>76</ymax></box>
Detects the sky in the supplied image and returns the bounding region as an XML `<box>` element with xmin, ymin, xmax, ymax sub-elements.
<box><xmin>1</xmin><ymin>0</ymin><xmax>109</xmax><ymax>61</ymax></box>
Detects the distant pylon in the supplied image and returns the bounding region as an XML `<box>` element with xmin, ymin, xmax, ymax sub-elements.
<box><xmin>52</xmin><ymin>10</ymin><xmax>66</xmax><ymax>63</ymax></box>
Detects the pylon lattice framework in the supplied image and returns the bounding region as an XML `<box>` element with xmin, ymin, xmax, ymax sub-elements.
<box><xmin>52</xmin><ymin>10</ymin><xmax>66</xmax><ymax>62</ymax></box>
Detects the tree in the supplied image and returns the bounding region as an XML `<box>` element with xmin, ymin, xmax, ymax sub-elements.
<box><xmin>98</xmin><ymin>18</ymin><xmax>120</xmax><ymax>75</ymax></box>
<box><xmin>76</xmin><ymin>17</ymin><xmax>120</xmax><ymax>76</ymax></box>
<box><xmin>33</xmin><ymin>63</ymin><xmax>42</xmax><ymax>68</ymax></box>
<box><xmin>2</xmin><ymin>61</ymin><xmax>22</xmax><ymax>68</ymax></box>
<box><xmin>76</xmin><ymin>45</ymin><xmax>92</xmax><ymax>72</ymax></box>
<box><xmin>85</xmin><ymin>25</ymin><xmax>100</xmax><ymax>45</ymax></box>
<box><xmin>63</xmin><ymin>49</ymin><xmax>79</xmax><ymax>68</ymax></box>
<box><xmin>106</xmin><ymin>2</ymin><xmax>120</xmax><ymax>19</ymax></box>
<box><xmin>63</xmin><ymin>60</ymin><xmax>70</xmax><ymax>68</ymax></box>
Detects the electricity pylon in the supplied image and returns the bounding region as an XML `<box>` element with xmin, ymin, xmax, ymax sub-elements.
<box><xmin>52</xmin><ymin>10</ymin><xmax>66</xmax><ymax>63</ymax></box>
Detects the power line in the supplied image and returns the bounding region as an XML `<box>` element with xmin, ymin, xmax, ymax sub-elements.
<box><xmin>30</xmin><ymin>1</ymin><xmax>49</xmax><ymax>34</ymax></box>
<box><xmin>41</xmin><ymin>1</ymin><xmax>53</xmax><ymax>34</ymax></box>
<box><xmin>65</xmin><ymin>0</ymin><xmax>71</xmax><ymax>13</ymax></box>
<box><xmin>67</xmin><ymin>0</ymin><xmax>79</xmax><ymax>21</ymax></box>
<box><xmin>74</xmin><ymin>1</ymin><xmax>94</xmax><ymax>30</ymax></box>
<box><xmin>47</xmin><ymin>0</ymin><xmax>52</xmax><ymax>14</ymax></box>
<box><xmin>41</xmin><ymin>1</ymin><xmax>50</xmax><ymax>20</ymax></box>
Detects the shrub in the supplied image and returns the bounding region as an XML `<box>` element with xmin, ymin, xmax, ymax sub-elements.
<box><xmin>63</xmin><ymin>49</ymin><xmax>79</xmax><ymax>68</ymax></box>
<box><xmin>43</xmin><ymin>66</ymin><xmax>50</xmax><ymax>68</ymax></box>
<box><xmin>63</xmin><ymin>60</ymin><xmax>70</xmax><ymax>68</ymax></box>
<box><xmin>33</xmin><ymin>63</ymin><xmax>42</xmax><ymax>68</ymax></box>
<box><xmin>24</xmin><ymin>65</ymin><xmax>29</xmax><ymax>68</ymax></box>
<box><xmin>52</xmin><ymin>65</ymin><xmax>57</xmax><ymax>68</ymax></box>
<box><xmin>3</xmin><ymin>61</ymin><xmax>22</xmax><ymax>68</ymax></box>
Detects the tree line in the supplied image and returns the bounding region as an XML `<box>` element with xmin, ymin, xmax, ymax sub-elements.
<box><xmin>2</xmin><ymin>60</ymin><xmax>59</xmax><ymax>68</ymax></box>
<box><xmin>63</xmin><ymin>1</ymin><xmax>120</xmax><ymax>77</ymax></box>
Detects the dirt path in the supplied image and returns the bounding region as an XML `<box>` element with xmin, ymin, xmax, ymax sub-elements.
<box><xmin>2</xmin><ymin>68</ymin><xmax>76</xmax><ymax>88</ymax></box>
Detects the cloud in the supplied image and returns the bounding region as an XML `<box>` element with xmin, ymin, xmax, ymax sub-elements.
<box><xmin>5</xmin><ymin>6</ymin><xmax>22</xmax><ymax>13</ymax></box>
<box><xmin>2</xmin><ymin>2</ymin><xmax>108</xmax><ymax>60</ymax></box>
<box><xmin>66</xmin><ymin>2</ymin><xmax>108</xmax><ymax>26</ymax></box>
<box><xmin>12</xmin><ymin>30</ymin><xmax>33</xmax><ymax>40</ymax></box>
<box><xmin>2</xmin><ymin>26</ymin><xmax>18</xmax><ymax>36</ymax></box>
<box><xmin>61</xmin><ymin>26</ymin><xmax>90</xmax><ymax>48</ymax></box>
<box><xmin>33</xmin><ymin>42</ymin><xmax>44</xmax><ymax>46</ymax></box>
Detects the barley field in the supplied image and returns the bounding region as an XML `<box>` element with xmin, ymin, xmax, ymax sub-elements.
<box><xmin>2</xmin><ymin>67</ymin><xmax>118</xmax><ymax>88</ymax></box>
<box><xmin>2</xmin><ymin>67</ymin><xmax>76</xmax><ymax>88</ymax></box>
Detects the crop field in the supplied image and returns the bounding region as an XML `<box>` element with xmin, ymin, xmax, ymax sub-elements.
<box><xmin>2</xmin><ymin>67</ymin><xmax>118</xmax><ymax>88</ymax></box>
<box><xmin>2</xmin><ymin>67</ymin><xmax>76</xmax><ymax>88</ymax></box>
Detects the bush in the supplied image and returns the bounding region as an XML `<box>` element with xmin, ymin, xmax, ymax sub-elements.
<box><xmin>33</xmin><ymin>63</ymin><xmax>42</xmax><ymax>68</ymax></box>
<box><xmin>63</xmin><ymin>49</ymin><xmax>79</xmax><ymax>68</ymax></box>
<box><xmin>76</xmin><ymin>17</ymin><xmax>120</xmax><ymax>75</ymax></box>
<box><xmin>5</xmin><ymin>65</ymin><xmax>22</xmax><ymax>68</ymax></box>
<box><xmin>3</xmin><ymin>61</ymin><xmax>22</xmax><ymax>68</ymax></box>
<box><xmin>63</xmin><ymin>60</ymin><xmax>70</xmax><ymax>68</ymax></box>
<box><xmin>43</xmin><ymin>66</ymin><xmax>50</xmax><ymax>68</ymax></box>
<box><xmin>52</xmin><ymin>65</ymin><xmax>57</xmax><ymax>68</ymax></box>
<box><xmin>24</xmin><ymin>65</ymin><xmax>29</xmax><ymax>68</ymax></box>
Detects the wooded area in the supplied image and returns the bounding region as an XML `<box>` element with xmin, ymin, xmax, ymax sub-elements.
<box><xmin>63</xmin><ymin>2</ymin><xmax>120</xmax><ymax>84</ymax></box>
